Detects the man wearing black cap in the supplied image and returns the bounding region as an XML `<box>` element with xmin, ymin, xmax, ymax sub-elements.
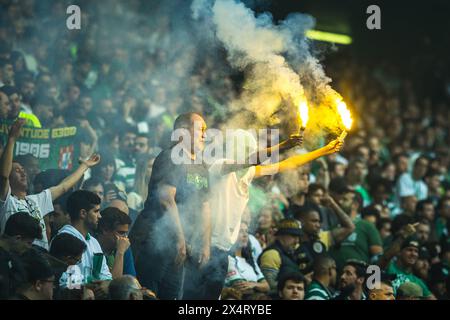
<box><xmin>385</xmin><ymin>236</ymin><xmax>435</xmax><ymax>299</ymax></box>
<box><xmin>258</xmin><ymin>218</ymin><xmax>303</xmax><ymax>293</ymax></box>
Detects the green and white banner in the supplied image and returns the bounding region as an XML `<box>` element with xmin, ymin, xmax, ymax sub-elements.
<box><xmin>0</xmin><ymin>121</ymin><xmax>79</xmax><ymax>171</ymax></box>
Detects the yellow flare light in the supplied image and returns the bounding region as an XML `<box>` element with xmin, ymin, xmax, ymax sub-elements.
<box><xmin>337</xmin><ymin>100</ymin><xmax>352</xmax><ymax>139</ymax></box>
<box><xmin>299</xmin><ymin>101</ymin><xmax>309</xmax><ymax>131</ymax></box>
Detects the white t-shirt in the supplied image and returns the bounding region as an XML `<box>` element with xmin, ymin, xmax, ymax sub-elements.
<box><xmin>225</xmin><ymin>255</ymin><xmax>265</xmax><ymax>285</ymax></box>
<box><xmin>55</xmin><ymin>224</ymin><xmax>112</xmax><ymax>286</ymax></box>
<box><xmin>396</xmin><ymin>172</ymin><xmax>428</xmax><ymax>201</ymax></box>
<box><xmin>0</xmin><ymin>187</ymin><xmax>54</xmax><ymax>250</ymax></box>
<box><xmin>209</xmin><ymin>159</ymin><xmax>256</xmax><ymax>251</ymax></box>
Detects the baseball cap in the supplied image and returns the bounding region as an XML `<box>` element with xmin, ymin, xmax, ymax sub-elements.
<box><xmin>401</xmin><ymin>237</ymin><xmax>420</xmax><ymax>250</ymax></box>
<box><xmin>275</xmin><ymin>219</ymin><xmax>302</xmax><ymax>237</ymax></box>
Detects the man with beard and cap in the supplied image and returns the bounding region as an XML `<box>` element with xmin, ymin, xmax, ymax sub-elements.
<box><xmin>384</xmin><ymin>236</ymin><xmax>436</xmax><ymax>299</ymax></box>
<box><xmin>258</xmin><ymin>219</ymin><xmax>303</xmax><ymax>293</ymax></box>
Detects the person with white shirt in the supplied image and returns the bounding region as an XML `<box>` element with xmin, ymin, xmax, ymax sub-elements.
<box><xmin>0</xmin><ymin>119</ymin><xmax>101</xmax><ymax>251</ymax></box>
<box><xmin>225</xmin><ymin>222</ymin><xmax>269</xmax><ymax>297</ymax></box>
<box><xmin>54</xmin><ymin>190</ymin><xmax>112</xmax><ymax>296</ymax></box>
<box><xmin>205</xmin><ymin>129</ymin><xmax>344</xmax><ymax>299</ymax></box>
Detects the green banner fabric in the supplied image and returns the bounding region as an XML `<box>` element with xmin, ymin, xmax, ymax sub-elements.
<box><xmin>0</xmin><ymin>121</ymin><xmax>79</xmax><ymax>171</ymax></box>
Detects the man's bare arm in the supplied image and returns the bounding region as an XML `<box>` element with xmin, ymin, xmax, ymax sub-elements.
<box><xmin>0</xmin><ymin>119</ymin><xmax>25</xmax><ymax>201</ymax></box>
<box><xmin>254</xmin><ymin>138</ymin><xmax>343</xmax><ymax>178</ymax></box>
<box><xmin>157</xmin><ymin>184</ymin><xmax>186</xmax><ymax>266</ymax></box>
<box><xmin>50</xmin><ymin>154</ymin><xmax>101</xmax><ymax>201</ymax></box>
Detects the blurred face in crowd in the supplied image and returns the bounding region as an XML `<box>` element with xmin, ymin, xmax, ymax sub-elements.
<box><xmin>418</xmin><ymin>203</ymin><xmax>435</xmax><ymax>222</ymax></box>
<box><xmin>7</xmin><ymin>92</ymin><xmax>21</xmax><ymax>118</ymax></box>
<box><xmin>21</xmin><ymin>81</ymin><xmax>35</xmax><ymax>103</ymax></box>
<box><xmin>413</xmin><ymin>157</ymin><xmax>429</xmax><ymax>179</ymax></box>
<box><xmin>121</xmin><ymin>132</ymin><xmax>136</xmax><ymax>154</ymax></box>
<box><xmin>356</xmin><ymin>146</ymin><xmax>370</xmax><ymax>162</ymax></box>
<box><xmin>33</xmin><ymin>276</ymin><xmax>55</xmax><ymax>300</ymax></box>
<box><xmin>278</xmin><ymin>234</ymin><xmax>300</xmax><ymax>252</ymax></box>
<box><xmin>257</xmin><ymin>208</ymin><xmax>273</xmax><ymax>230</ymax></box>
<box><xmin>0</xmin><ymin>92</ymin><xmax>11</xmax><ymax>118</ymax></box>
<box><xmin>80</xmin><ymin>96</ymin><xmax>93</xmax><ymax>115</ymax></box>
<box><xmin>331</xmin><ymin>163</ymin><xmax>346</xmax><ymax>179</ymax></box>
<box><xmin>414</xmin><ymin>258</ymin><xmax>430</xmax><ymax>280</ymax></box>
<box><xmin>340</xmin><ymin>265</ymin><xmax>363</xmax><ymax>292</ymax></box>
<box><xmin>1</xmin><ymin>63</ymin><xmax>14</xmax><ymax>84</ymax></box>
<box><xmin>135</xmin><ymin>136</ymin><xmax>149</xmax><ymax>155</ymax></box>
<box><xmin>80</xmin><ymin>141</ymin><xmax>93</xmax><ymax>159</ymax></box>
<box><xmin>416</xmin><ymin>223</ymin><xmax>430</xmax><ymax>243</ymax></box>
<box><xmin>85</xmin><ymin>204</ymin><xmax>101</xmax><ymax>231</ymax></box>
<box><xmin>399</xmin><ymin>246</ymin><xmax>419</xmax><ymax>268</ymax></box>
<box><xmin>426</xmin><ymin>174</ymin><xmax>441</xmax><ymax>192</ymax></box>
<box><xmin>401</xmin><ymin>195</ymin><xmax>417</xmax><ymax>214</ymax></box>
<box><xmin>9</xmin><ymin>162</ymin><xmax>28</xmax><ymax>192</ymax></box>
<box><xmin>300</xmin><ymin>210</ymin><xmax>321</xmax><ymax>237</ymax></box>
<box><xmin>279</xmin><ymin>280</ymin><xmax>305</xmax><ymax>300</ymax></box>
<box><xmin>372</xmin><ymin>184</ymin><xmax>390</xmax><ymax>204</ymax></box>
<box><xmin>297</xmin><ymin>169</ymin><xmax>309</xmax><ymax>194</ymax></box>
<box><xmin>369</xmin><ymin>283</ymin><xmax>395</xmax><ymax>300</ymax></box>
<box><xmin>339</xmin><ymin>191</ymin><xmax>357</xmax><ymax>215</ymax></box>
<box><xmin>379</xmin><ymin>221</ymin><xmax>392</xmax><ymax>240</ymax></box>
<box><xmin>100</xmin><ymin>163</ymin><xmax>115</xmax><ymax>182</ymax></box>
<box><xmin>347</xmin><ymin>161</ymin><xmax>367</xmax><ymax>184</ymax></box>
<box><xmin>396</xmin><ymin>156</ymin><xmax>409</xmax><ymax>175</ymax></box>
<box><xmin>85</xmin><ymin>183</ymin><xmax>104</xmax><ymax>204</ymax></box>
<box><xmin>439</xmin><ymin>198</ymin><xmax>450</xmax><ymax>219</ymax></box>
<box><xmin>237</xmin><ymin>223</ymin><xmax>249</xmax><ymax>249</ymax></box>
<box><xmin>49</xmin><ymin>204</ymin><xmax>70</xmax><ymax>234</ymax></box>
<box><xmin>99</xmin><ymin>99</ymin><xmax>114</xmax><ymax>116</ymax></box>
<box><xmin>34</xmin><ymin>103</ymin><xmax>54</xmax><ymax>126</ymax></box>
<box><xmin>382</xmin><ymin>163</ymin><xmax>396</xmax><ymax>181</ymax></box>
<box><xmin>68</xmin><ymin>85</ymin><xmax>80</xmax><ymax>103</ymax></box>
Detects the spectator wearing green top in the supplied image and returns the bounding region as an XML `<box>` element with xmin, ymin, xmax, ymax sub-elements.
<box><xmin>385</xmin><ymin>237</ymin><xmax>436</xmax><ymax>299</ymax></box>
<box><xmin>329</xmin><ymin>188</ymin><xmax>383</xmax><ymax>270</ymax></box>
<box><xmin>305</xmin><ymin>254</ymin><xmax>337</xmax><ymax>300</ymax></box>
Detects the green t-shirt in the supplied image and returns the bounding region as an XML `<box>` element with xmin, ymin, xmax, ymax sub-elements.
<box><xmin>305</xmin><ymin>280</ymin><xmax>332</xmax><ymax>300</ymax></box>
<box><xmin>330</xmin><ymin>218</ymin><xmax>382</xmax><ymax>270</ymax></box>
<box><xmin>387</xmin><ymin>260</ymin><xmax>432</xmax><ymax>297</ymax></box>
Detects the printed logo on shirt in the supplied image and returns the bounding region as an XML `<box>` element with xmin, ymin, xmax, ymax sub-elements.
<box><xmin>186</xmin><ymin>173</ymin><xmax>208</xmax><ymax>190</ymax></box>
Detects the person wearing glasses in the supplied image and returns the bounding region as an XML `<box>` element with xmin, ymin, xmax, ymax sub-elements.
<box><xmin>13</xmin><ymin>250</ymin><xmax>55</xmax><ymax>300</ymax></box>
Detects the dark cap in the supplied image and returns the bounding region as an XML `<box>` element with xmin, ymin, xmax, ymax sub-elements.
<box><xmin>275</xmin><ymin>219</ymin><xmax>302</xmax><ymax>237</ymax></box>
<box><xmin>401</xmin><ymin>237</ymin><xmax>420</xmax><ymax>251</ymax></box>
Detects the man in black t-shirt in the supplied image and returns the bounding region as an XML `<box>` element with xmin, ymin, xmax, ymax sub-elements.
<box><xmin>130</xmin><ymin>112</ymin><xmax>210</xmax><ymax>300</ymax></box>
